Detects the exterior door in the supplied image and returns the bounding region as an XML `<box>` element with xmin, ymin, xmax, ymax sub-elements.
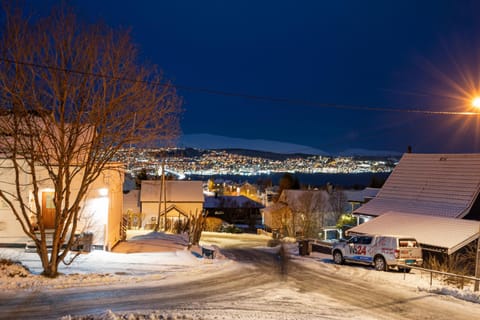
<box><xmin>347</xmin><ymin>236</ymin><xmax>369</xmax><ymax>262</ymax></box>
<box><xmin>42</xmin><ymin>192</ymin><xmax>55</xmax><ymax>229</ymax></box>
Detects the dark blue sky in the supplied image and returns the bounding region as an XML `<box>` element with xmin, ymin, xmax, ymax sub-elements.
<box><xmin>33</xmin><ymin>1</ymin><xmax>480</xmax><ymax>153</ymax></box>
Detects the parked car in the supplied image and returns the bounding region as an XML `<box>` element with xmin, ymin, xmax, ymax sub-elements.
<box><xmin>332</xmin><ymin>234</ymin><xmax>423</xmax><ymax>272</ymax></box>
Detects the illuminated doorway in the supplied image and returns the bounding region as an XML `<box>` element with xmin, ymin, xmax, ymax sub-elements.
<box><xmin>42</xmin><ymin>192</ymin><xmax>55</xmax><ymax>228</ymax></box>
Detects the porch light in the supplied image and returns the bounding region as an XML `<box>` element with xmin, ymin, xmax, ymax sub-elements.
<box><xmin>99</xmin><ymin>188</ymin><xmax>108</xmax><ymax>197</ymax></box>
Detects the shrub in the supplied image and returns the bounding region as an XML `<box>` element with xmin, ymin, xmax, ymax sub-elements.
<box><xmin>423</xmin><ymin>241</ymin><xmax>476</xmax><ymax>276</ymax></box>
<box><xmin>220</xmin><ymin>224</ymin><xmax>243</xmax><ymax>234</ymax></box>
<box><xmin>0</xmin><ymin>258</ymin><xmax>30</xmax><ymax>278</ymax></box>
<box><xmin>204</xmin><ymin>217</ymin><xmax>223</xmax><ymax>232</ymax></box>
<box><xmin>172</xmin><ymin>219</ymin><xmax>189</xmax><ymax>234</ymax></box>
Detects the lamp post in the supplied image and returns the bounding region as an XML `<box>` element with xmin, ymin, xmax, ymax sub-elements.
<box><xmin>475</xmin><ymin>96</ymin><xmax>480</xmax><ymax>290</ymax></box>
<box><xmin>476</xmin><ymin>223</ymin><xmax>480</xmax><ymax>291</ymax></box>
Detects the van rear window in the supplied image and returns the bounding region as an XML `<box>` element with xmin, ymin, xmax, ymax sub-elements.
<box><xmin>399</xmin><ymin>239</ymin><xmax>418</xmax><ymax>247</ymax></box>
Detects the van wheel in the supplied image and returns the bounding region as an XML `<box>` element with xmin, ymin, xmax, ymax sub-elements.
<box><xmin>333</xmin><ymin>251</ymin><xmax>344</xmax><ymax>265</ymax></box>
<box><xmin>374</xmin><ymin>256</ymin><xmax>386</xmax><ymax>271</ymax></box>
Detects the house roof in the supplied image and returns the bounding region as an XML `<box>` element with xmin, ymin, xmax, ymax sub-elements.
<box><xmin>140</xmin><ymin>180</ymin><xmax>204</xmax><ymax>203</ymax></box>
<box><xmin>347</xmin><ymin>211</ymin><xmax>480</xmax><ymax>255</ymax></box>
<box><xmin>344</xmin><ymin>187</ymin><xmax>380</xmax><ymax>203</ymax></box>
<box><xmin>354</xmin><ymin>153</ymin><xmax>480</xmax><ymax>218</ymax></box>
<box><xmin>204</xmin><ymin>195</ymin><xmax>264</xmax><ymax>209</ymax></box>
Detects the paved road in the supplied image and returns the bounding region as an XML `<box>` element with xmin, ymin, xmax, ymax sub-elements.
<box><xmin>1</xmin><ymin>242</ymin><xmax>480</xmax><ymax>319</ymax></box>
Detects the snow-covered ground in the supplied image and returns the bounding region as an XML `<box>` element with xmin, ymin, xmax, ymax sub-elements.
<box><xmin>1</xmin><ymin>231</ymin><xmax>480</xmax><ymax>319</ymax></box>
<box><xmin>0</xmin><ymin>231</ymin><xmax>231</xmax><ymax>291</ymax></box>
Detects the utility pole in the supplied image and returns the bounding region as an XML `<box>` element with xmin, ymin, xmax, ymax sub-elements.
<box><xmin>154</xmin><ymin>163</ymin><xmax>162</xmax><ymax>232</ymax></box>
<box><xmin>162</xmin><ymin>158</ymin><xmax>167</xmax><ymax>231</ymax></box>
<box><xmin>475</xmin><ymin>223</ymin><xmax>480</xmax><ymax>291</ymax></box>
<box><xmin>126</xmin><ymin>112</ymin><xmax>136</xmax><ymax>172</ymax></box>
<box><xmin>154</xmin><ymin>157</ymin><xmax>166</xmax><ymax>232</ymax></box>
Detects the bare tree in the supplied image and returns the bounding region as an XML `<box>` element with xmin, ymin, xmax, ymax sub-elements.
<box><xmin>0</xmin><ymin>4</ymin><xmax>182</xmax><ymax>277</ymax></box>
<box><xmin>187</xmin><ymin>211</ymin><xmax>205</xmax><ymax>249</ymax></box>
<box><xmin>328</xmin><ymin>187</ymin><xmax>348</xmax><ymax>226</ymax></box>
<box><xmin>278</xmin><ymin>190</ymin><xmax>326</xmax><ymax>238</ymax></box>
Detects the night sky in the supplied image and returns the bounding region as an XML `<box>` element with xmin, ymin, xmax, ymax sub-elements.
<box><xmin>27</xmin><ymin>1</ymin><xmax>480</xmax><ymax>154</ymax></box>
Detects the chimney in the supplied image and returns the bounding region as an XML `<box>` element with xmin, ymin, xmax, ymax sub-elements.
<box><xmin>407</xmin><ymin>145</ymin><xmax>412</xmax><ymax>153</ymax></box>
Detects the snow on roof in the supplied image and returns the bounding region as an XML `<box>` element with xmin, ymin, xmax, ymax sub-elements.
<box><xmin>354</xmin><ymin>153</ymin><xmax>480</xmax><ymax>218</ymax></box>
<box><xmin>140</xmin><ymin>180</ymin><xmax>204</xmax><ymax>202</ymax></box>
<box><xmin>344</xmin><ymin>187</ymin><xmax>380</xmax><ymax>203</ymax></box>
<box><xmin>204</xmin><ymin>195</ymin><xmax>264</xmax><ymax>209</ymax></box>
<box><xmin>347</xmin><ymin>211</ymin><xmax>480</xmax><ymax>254</ymax></box>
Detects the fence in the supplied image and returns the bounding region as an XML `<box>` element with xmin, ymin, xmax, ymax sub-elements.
<box><xmin>398</xmin><ymin>264</ymin><xmax>480</xmax><ymax>292</ymax></box>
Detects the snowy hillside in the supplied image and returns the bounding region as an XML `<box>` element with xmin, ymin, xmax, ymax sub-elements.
<box><xmin>178</xmin><ymin>134</ymin><xmax>329</xmax><ymax>155</ymax></box>
<box><xmin>337</xmin><ymin>148</ymin><xmax>403</xmax><ymax>157</ymax></box>
<box><xmin>178</xmin><ymin>134</ymin><xmax>402</xmax><ymax>157</ymax></box>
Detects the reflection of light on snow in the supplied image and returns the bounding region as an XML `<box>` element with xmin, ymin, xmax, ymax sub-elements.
<box><xmin>80</xmin><ymin>195</ymin><xmax>110</xmax><ymax>247</ymax></box>
<box><xmin>157</xmin><ymin>167</ymin><xmax>186</xmax><ymax>180</ymax></box>
<box><xmin>88</xmin><ymin>196</ymin><xmax>109</xmax><ymax>225</ymax></box>
<box><xmin>175</xmin><ymin>172</ymin><xmax>186</xmax><ymax>180</ymax></box>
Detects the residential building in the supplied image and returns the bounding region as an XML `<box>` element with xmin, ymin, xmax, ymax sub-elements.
<box><xmin>0</xmin><ymin>162</ymin><xmax>124</xmax><ymax>250</ymax></box>
<box><xmin>140</xmin><ymin>180</ymin><xmax>204</xmax><ymax>230</ymax></box>
<box><xmin>204</xmin><ymin>195</ymin><xmax>264</xmax><ymax>231</ymax></box>
<box><xmin>352</xmin><ymin>153</ymin><xmax>480</xmax><ymax>256</ymax></box>
<box><xmin>354</xmin><ymin>153</ymin><xmax>480</xmax><ymax>221</ymax></box>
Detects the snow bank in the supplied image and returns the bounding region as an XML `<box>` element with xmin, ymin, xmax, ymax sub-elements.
<box><xmin>60</xmin><ymin>309</ymin><xmax>202</xmax><ymax>320</ymax></box>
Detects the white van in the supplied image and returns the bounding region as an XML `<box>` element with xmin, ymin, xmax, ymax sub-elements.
<box><xmin>332</xmin><ymin>234</ymin><xmax>423</xmax><ymax>272</ymax></box>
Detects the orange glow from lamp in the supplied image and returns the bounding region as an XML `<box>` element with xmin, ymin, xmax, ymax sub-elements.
<box><xmin>473</xmin><ymin>96</ymin><xmax>480</xmax><ymax>109</ymax></box>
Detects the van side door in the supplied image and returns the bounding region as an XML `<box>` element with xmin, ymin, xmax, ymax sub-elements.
<box><xmin>352</xmin><ymin>236</ymin><xmax>373</xmax><ymax>263</ymax></box>
<box><xmin>345</xmin><ymin>236</ymin><xmax>372</xmax><ymax>263</ymax></box>
<box><xmin>345</xmin><ymin>236</ymin><xmax>360</xmax><ymax>261</ymax></box>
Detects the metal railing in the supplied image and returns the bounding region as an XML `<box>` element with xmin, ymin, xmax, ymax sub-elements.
<box><xmin>398</xmin><ymin>264</ymin><xmax>480</xmax><ymax>292</ymax></box>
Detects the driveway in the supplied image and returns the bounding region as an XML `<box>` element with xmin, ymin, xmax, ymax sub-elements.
<box><xmin>111</xmin><ymin>230</ymin><xmax>191</xmax><ymax>253</ymax></box>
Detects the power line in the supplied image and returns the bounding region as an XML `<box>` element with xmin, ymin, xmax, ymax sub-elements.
<box><xmin>1</xmin><ymin>57</ymin><xmax>479</xmax><ymax>116</ymax></box>
<box><xmin>176</xmin><ymin>84</ymin><xmax>479</xmax><ymax>116</ymax></box>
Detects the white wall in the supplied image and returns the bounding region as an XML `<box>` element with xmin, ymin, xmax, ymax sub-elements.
<box><xmin>0</xmin><ymin>160</ymin><xmax>124</xmax><ymax>250</ymax></box>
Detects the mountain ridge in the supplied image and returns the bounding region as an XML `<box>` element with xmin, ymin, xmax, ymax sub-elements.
<box><xmin>178</xmin><ymin>133</ymin><xmax>403</xmax><ymax>157</ymax></box>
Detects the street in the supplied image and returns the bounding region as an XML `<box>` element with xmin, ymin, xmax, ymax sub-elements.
<box><xmin>1</xmin><ymin>236</ymin><xmax>480</xmax><ymax>319</ymax></box>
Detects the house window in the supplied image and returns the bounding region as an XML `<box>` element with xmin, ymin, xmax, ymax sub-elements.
<box><xmin>45</xmin><ymin>193</ymin><xmax>55</xmax><ymax>209</ymax></box>
<box><xmin>0</xmin><ymin>199</ymin><xmax>9</xmax><ymax>209</ymax></box>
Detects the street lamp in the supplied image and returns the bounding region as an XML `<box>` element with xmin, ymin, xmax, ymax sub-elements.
<box><xmin>473</xmin><ymin>96</ymin><xmax>480</xmax><ymax>109</ymax></box>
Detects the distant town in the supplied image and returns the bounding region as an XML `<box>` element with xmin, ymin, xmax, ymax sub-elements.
<box><xmin>115</xmin><ymin>147</ymin><xmax>398</xmax><ymax>180</ymax></box>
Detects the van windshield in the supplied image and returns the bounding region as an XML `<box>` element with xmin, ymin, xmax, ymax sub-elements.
<box><xmin>399</xmin><ymin>239</ymin><xmax>418</xmax><ymax>248</ymax></box>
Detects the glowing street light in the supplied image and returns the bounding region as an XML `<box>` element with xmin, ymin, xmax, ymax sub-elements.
<box><xmin>473</xmin><ymin>96</ymin><xmax>480</xmax><ymax>109</ymax></box>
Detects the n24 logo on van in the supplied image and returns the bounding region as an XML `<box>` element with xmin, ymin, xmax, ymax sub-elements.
<box><xmin>350</xmin><ymin>245</ymin><xmax>366</xmax><ymax>255</ymax></box>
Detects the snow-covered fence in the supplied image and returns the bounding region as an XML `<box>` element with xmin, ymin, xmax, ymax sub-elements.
<box><xmin>399</xmin><ymin>264</ymin><xmax>480</xmax><ymax>292</ymax></box>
